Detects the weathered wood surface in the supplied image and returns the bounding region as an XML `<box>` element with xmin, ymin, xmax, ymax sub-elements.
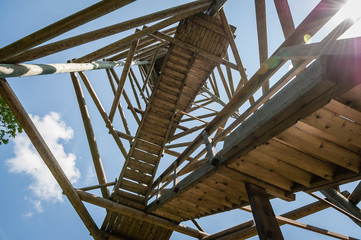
<box><xmin>0</xmin><ymin>0</ymin><xmax>135</xmax><ymax>62</ymax></box>
<box><xmin>148</xmin><ymin>54</ymin><xmax>361</xmax><ymax>222</ymax></box>
<box><xmin>102</xmin><ymin>12</ymin><xmax>231</xmax><ymax>237</ymax></box>
<box><xmin>4</xmin><ymin>1</ymin><xmax>212</xmax><ymax>63</ymax></box>
<box><xmin>245</xmin><ymin>183</ymin><xmax>284</xmax><ymax>240</ymax></box>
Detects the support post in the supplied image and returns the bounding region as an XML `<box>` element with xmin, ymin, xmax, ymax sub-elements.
<box><xmin>70</xmin><ymin>72</ymin><xmax>110</xmax><ymax>199</ymax></box>
<box><xmin>109</xmin><ymin>39</ymin><xmax>139</xmax><ymax>122</ymax></box>
<box><xmin>202</xmin><ymin>131</ymin><xmax>218</xmax><ymax>165</ymax></box>
<box><xmin>320</xmin><ymin>188</ymin><xmax>361</xmax><ymax>227</ymax></box>
<box><xmin>349</xmin><ymin>181</ymin><xmax>361</xmax><ymax>205</ymax></box>
<box><xmin>245</xmin><ymin>182</ymin><xmax>284</xmax><ymax>240</ymax></box>
<box><xmin>0</xmin><ymin>78</ymin><xmax>104</xmax><ymax>240</ymax></box>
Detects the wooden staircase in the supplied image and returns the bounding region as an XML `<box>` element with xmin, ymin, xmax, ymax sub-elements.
<box><xmin>101</xmin><ymin>12</ymin><xmax>232</xmax><ymax>239</ymax></box>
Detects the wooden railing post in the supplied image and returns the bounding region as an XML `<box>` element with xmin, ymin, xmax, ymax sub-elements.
<box><xmin>202</xmin><ymin>131</ymin><xmax>218</xmax><ymax>165</ymax></box>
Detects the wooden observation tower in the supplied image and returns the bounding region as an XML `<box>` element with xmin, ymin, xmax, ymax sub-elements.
<box><xmin>1</xmin><ymin>0</ymin><xmax>361</xmax><ymax>239</ymax></box>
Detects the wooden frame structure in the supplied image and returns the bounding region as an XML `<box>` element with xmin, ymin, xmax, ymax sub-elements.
<box><xmin>1</xmin><ymin>0</ymin><xmax>361</xmax><ymax>239</ymax></box>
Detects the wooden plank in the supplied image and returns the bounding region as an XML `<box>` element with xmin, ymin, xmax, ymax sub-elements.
<box><xmin>192</xmin><ymin>16</ymin><xmax>225</xmax><ymax>36</ymax></box>
<box><xmin>153</xmin><ymin>31</ymin><xmax>238</xmax><ymax>70</ymax></box>
<box><xmin>135</xmin><ymin>140</ymin><xmax>162</xmax><ymax>156</ymax></box>
<box><xmin>116</xmin><ymin>189</ymin><xmax>145</xmax><ymax>203</ymax></box>
<box><xmin>133</xmin><ymin>149</ymin><xmax>159</xmax><ymax>165</ymax></box>
<box><xmin>296</xmin><ymin>121</ymin><xmax>361</xmax><ymax>154</ymax></box>
<box><xmin>227</xmin><ymin>159</ymin><xmax>294</xmax><ymax>191</ymax></box>
<box><xmin>325</xmin><ymin>99</ymin><xmax>361</xmax><ymax>124</ymax></box>
<box><xmin>277</xmin><ymin>125</ymin><xmax>361</xmax><ymax>172</ymax></box>
<box><xmin>124</xmin><ymin>168</ymin><xmax>152</xmax><ymax>184</ymax></box>
<box><xmin>218</xmin><ymin>166</ymin><xmax>294</xmax><ymax>201</ymax></box>
<box><xmin>127</xmin><ymin>158</ymin><xmax>155</xmax><ymax>175</ymax></box>
<box><xmin>235</xmin><ymin>150</ymin><xmax>312</xmax><ymax>187</ymax></box>
<box><xmin>245</xmin><ymin>183</ymin><xmax>284</xmax><ymax>240</ymax></box>
<box><xmin>302</xmin><ymin>106</ymin><xmax>361</xmax><ymax>148</ymax></box>
<box><xmin>121</xmin><ymin>179</ymin><xmax>148</xmax><ymax>195</ymax></box>
<box><xmin>257</xmin><ymin>139</ymin><xmax>335</xmax><ymax>180</ymax></box>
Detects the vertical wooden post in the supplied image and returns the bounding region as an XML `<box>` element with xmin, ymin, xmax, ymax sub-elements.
<box><xmin>77</xmin><ymin>71</ymin><xmax>128</xmax><ymax>158</ymax></box>
<box><xmin>245</xmin><ymin>182</ymin><xmax>284</xmax><ymax>240</ymax></box>
<box><xmin>108</xmin><ymin>39</ymin><xmax>139</xmax><ymax>122</ymax></box>
<box><xmin>202</xmin><ymin>131</ymin><xmax>218</xmax><ymax>165</ymax></box>
<box><xmin>70</xmin><ymin>72</ymin><xmax>110</xmax><ymax>199</ymax></box>
<box><xmin>255</xmin><ymin>0</ymin><xmax>269</xmax><ymax>93</ymax></box>
<box><xmin>0</xmin><ymin>78</ymin><xmax>104</xmax><ymax>240</ymax></box>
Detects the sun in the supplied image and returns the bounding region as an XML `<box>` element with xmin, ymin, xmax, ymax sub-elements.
<box><xmin>338</xmin><ymin>0</ymin><xmax>361</xmax><ymax>21</ymax></box>
<box><xmin>333</xmin><ymin>0</ymin><xmax>361</xmax><ymax>38</ymax></box>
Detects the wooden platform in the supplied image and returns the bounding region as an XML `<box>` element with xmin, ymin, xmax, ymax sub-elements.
<box><xmin>147</xmin><ymin>55</ymin><xmax>361</xmax><ymax>222</ymax></box>
<box><xmin>101</xmin><ymin>13</ymin><xmax>231</xmax><ymax>238</ymax></box>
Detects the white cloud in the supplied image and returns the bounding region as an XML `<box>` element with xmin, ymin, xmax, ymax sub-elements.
<box><xmin>6</xmin><ymin>112</ymin><xmax>80</xmax><ymax>214</ymax></box>
<box><xmin>84</xmin><ymin>166</ymin><xmax>96</xmax><ymax>186</ymax></box>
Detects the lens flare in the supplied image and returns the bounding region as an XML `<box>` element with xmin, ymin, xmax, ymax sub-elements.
<box><xmin>303</xmin><ymin>34</ymin><xmax>312</xmax><ymax>43</ymax></box>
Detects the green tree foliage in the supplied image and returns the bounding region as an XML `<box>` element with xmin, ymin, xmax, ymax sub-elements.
<box><xmin>0</xmin><ymin>94</ymin><xmax>22</xmax><ymax>145</ymax></box>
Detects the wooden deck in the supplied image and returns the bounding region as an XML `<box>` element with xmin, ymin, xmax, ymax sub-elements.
<box><xmin>147</xmin><ymin>55</ymin><xmax>361</xmax><ymax>223</ymax></box>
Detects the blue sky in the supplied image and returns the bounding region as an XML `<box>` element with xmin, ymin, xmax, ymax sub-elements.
<box><xmin>1</xmin><ymin>0</ymin><xmax>361</xmax><ymax>239</ymax></box>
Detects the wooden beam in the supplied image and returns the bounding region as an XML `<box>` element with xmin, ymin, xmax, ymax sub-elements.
<box><xmin>0</xmin><ymin>78</ymin><xmax>105</xmax><ymax>240</ymax></box>
<box><xmin>70</xmin><ymin>72</ymin><xmax>110</xmax><ymax>199</ymax></box>
<box><xmin>0</xmin><ymin>0</ymin><xmax>135</xmax><ymax>62</ymax></box>
<box><xmin>207</xmin><ymin>0</ymin><xmax>229</xmax><ymax>16</ymax></box>
<box><xmin>213</xmin><ymin>17</ymin><xmax>353</xmax><ymax>146</ymax></box>
<box><xmin>274</xmin><ymin>0</ymin><xmax>295</xmax><ymax>39</ymax></box>
<box><xmin>152</xmin><ymin>32</ymin><xmax>239</xmax><ymax>70</ymax></box>
<box><xmin>109</xmin><ymin>69</ymin><xmax>141</xmax><ymax>124</ymax></box>
<box><xmin>224</xmin><ymin>52</ymin><xmax>235</xmax><ymax>95</ymax></box>
<box><xmin>245</xmin><ymin>182</ymin><xmax>284</xmax><ymax>240</ymax></box>
<box><xmin>218</xmin><ymin>9</ymin><xmax>251</xmax><ymax>97</ymax></box>
<box><xmin>75</xmin><ymin>4</ymin><xmax>212</xmax><ymax>62</ymax></box>
<box><xmin>77</xmin><ymin>71</ymin><xmax>128</xmax><ymax>158</ymax></box>
<box><xmin>216</xmin><ymin>65</ymin><xmax>232</xmax><ymax>100</ymax></box>
<box><xmin>78</xmin><ymin>181</ymin><xmax>117</xmax><ymax>192</ymax></box>
<box><xmin>274</xmin><ymin>33</ymin><xmax>360</xmax><ymax>60</ymax></box>
<box><xmin>318</xmin><ymin>189</ymin><xmax>361</xmax><ymax>225</ymax></box>
<box><xmin>142</xmin><ymin>49</ymin><xmax>159</xmax><ymax>92</ymax></box>
<box><xmin>5</xmin><ymin>0</ymin><xmax>211</xmax><ymax>63</ymax></box>
<box><xmin>109</xmin><ymin>40</ymin><xmax>139</xmax><ymax>122</ymax></box>
<box><xmin>254</xmin><ymin>0</ymin><xmax>269</xmax><ymax>93</ymax></box>
<box><xmin>76</xmin><ymin>190</ymin><xmax>209</xmax><ymax>239</ymax></box>
<box><xmin>105</xmin><ymin>69</ymin><xmax>131</xmax><ymax>136</ymax></box>
<box><xmin>0</xmin><ymin>60</ymin><xmax>148</xmax><ymax>79</ymax></box>
<box><xmin>241</xmin><ymin>206</ymin><xmax>358</xmax><ymax>240</ymax></box>
<box><xmin>205</xmin><ymin>192</ymin><xmax>351</xmax><ymax>240</ymax></box>
<box><xmin>349</xmin><ymin>181</ymin><xmax>361</xmax><ymax>205</ymax></box>
<box><xmin>129</xmin><ymin>68</ymin><xmax>148</xmax><ymax>104</ymax></box>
